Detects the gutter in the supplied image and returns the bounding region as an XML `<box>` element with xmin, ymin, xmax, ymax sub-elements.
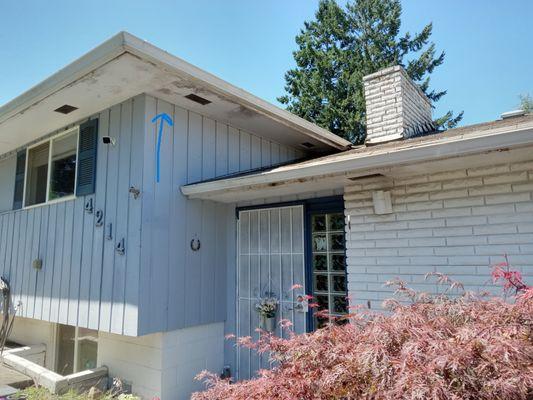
<box><xmin>181</xmin><ymin>121</ymin><xmax>533</xmax><ymax>198</ymax></box>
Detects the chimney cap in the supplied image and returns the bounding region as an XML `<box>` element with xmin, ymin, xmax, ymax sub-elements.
<box><xmin>363</xmin><ymin>65</ymin><xmax>403</xmax><ymax>82</ymax></box>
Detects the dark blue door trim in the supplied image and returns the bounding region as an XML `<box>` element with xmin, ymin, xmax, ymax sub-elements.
<box><xmin>303</xmin><ymin>196</ymin><xmax>345</xmax><ymax>332</ymax></box>
<box><xmin>236</xmin><ymin>195</ymin><xmax>345</xmax><ymax>333</ymax></box>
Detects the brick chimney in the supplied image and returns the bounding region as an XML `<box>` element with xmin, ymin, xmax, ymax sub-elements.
<box><xmin>363</xmin><ymin>66</ymin><xmax>434</xmax><ymax>144</ymax></box>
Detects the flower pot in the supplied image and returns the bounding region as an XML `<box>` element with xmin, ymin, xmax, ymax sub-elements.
<box><xmin>260</xmin><ymin>315</ymin><xmax>277</xmax><ymax>332</ymax></box>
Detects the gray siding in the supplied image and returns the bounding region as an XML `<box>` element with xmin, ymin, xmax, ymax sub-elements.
<box><xmin>0</xmin><ymin>92</ymin><xmax>308</xmax><ymax>337</ymax></box>
<box><xmin>0</xmin><ymin>155</ymin><xmax>15</xmax><ymax>212</ymax></box>
<box><xmin>0</xmin><ymin>96</ymin><xmax>144</xmax><ymax>336</ymax></box>
<box><xmin>137</xmin><ymin>95</ymin><xmax>305</xmax><ymax>335</ymax></box>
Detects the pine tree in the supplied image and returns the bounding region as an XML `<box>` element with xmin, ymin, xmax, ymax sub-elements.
<box><xmin>278</xmin><ymin>0</ymin><xmax>463</xmax><ymax>144</ymax></box>
<box><xmin>519</xmin><ymin>94</ymin><xmax>532</xmax><ymax>113</ymax></box>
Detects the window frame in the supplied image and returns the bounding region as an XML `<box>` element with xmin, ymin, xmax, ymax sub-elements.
<box><xmin>22</xmin><ymin>127</ymin><xmax>80</xmax><ymax>209</ymax></box>
<box><xmin>55</xmin><ymin>324</ymin><xmax>99</xmax><ymax>375</ymax></box>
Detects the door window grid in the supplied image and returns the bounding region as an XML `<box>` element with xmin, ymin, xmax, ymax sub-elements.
<box><xmin>311</xmin><ymin>213</ymin><xmax>347</xmax><ymax>328</ymax></box>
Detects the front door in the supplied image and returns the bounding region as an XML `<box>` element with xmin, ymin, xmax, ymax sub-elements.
<box><xmin>235</xmin><ymin>198</ymin><xmax>347</xmax><ymax>379</ymax></box>
<box><xmin>236</xmin><ymin>205</ymin><xmax>307</xmax><ymax>379</ymax></box>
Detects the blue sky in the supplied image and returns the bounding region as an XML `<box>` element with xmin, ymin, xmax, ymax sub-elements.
<box><xmin>1</xmin><ymin>0</ymin><xmax>531</xmax><ymax>127</ymax></box>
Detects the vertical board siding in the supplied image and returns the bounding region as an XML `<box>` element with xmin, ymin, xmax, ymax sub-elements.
<box><xmin>110</xmin><ymin>99</ymin><xmax>133</xmax><ymax>334</ymax></box>
<box><xmin>123</xmin><ymin>97</ymin><xmax>145</xmax><ymax>336</ymax></box>
<box><xmin>0</xmin><ymin>96</ymin><xmax>144</xmax><ymax>335</ymax></box>
<box><xmin>138</xmin><ymin>96</ymin><xmax>305</xmax><ymax>335</ymax></box>
<box><xmin>89</xmin><ymin>108</ymin><xmax>110</xmax><ymax>330</ymax></box>
<box><xmin>100</xmin><ymin>104</ymin><xmax>122</xmax><ymax>331</ymax></box>
<box><xmin>0</xmin><ymin>93</ymin><xmax>306</xmax><ymax>337</ymax></box>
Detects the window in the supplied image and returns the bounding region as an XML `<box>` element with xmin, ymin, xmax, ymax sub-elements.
<box><xmin>25</xmin><ymin>142</ymin><xmax>49</xmax><ymax>206</ymax></box>
<box><xmin>310</xmin><ymin>212</ymin><xmax>347</xmax><ymax>329</ymax></box>
<box><xmin>49</xmin><ymin>132</ymin><xmax>77</xmax><ymax>200</ymax></box>
<box><xmin>56</xmin><ymin>324</ymin><xmax>98</xmax><ymax>375</ymax></box>
<box><xmin>24</xmin><ymin>129</ymin><xmax>78</xmax><ymax>207</ymax></box>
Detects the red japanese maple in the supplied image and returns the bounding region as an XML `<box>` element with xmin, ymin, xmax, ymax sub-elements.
<box><xmin>193</xmin><ymin>265</ymin><xmax>533</xmax><ymax>400</ymax></box>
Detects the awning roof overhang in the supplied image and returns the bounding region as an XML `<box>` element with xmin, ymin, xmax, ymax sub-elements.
<box><xmin>0</xmin><ymin>32</ymin><xmax>351</xmax><ymax>156</ymax></box>
<box><xmin>181</xmin><ymin>117</ymin><xmax>533</xmax><ymax>203</ymax></box>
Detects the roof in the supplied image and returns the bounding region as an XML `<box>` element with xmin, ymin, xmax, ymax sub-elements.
<box><xmin>0</xmin><ymin>32</ymin><xmax>351</xmax><ymax>155</ymax></box>
<box><xmin>181</xmin><ymin>114</ymin><xmax>533</xmax><ymax>202</ymax></box>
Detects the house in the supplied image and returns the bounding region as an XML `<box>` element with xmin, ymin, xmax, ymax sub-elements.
<box><xmin>1</xmin><ymin>32</ymin><xmax>532</xmax><ymax>399</ymax></box>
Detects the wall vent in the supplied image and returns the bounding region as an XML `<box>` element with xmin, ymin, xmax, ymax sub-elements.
<box><xmin>348</xmin><ymin>173</ymin><xmax>385</xmax><ymax>181</ymax></box>
<box><xmin>300</xmin><ymin>142</ymin><xmax>316</xmax><ymax>149</ymax></box>
<box><xmin>54</xmin><ymin>104</ymin><xmax>78</xmax><ymax>114</ymax></box>
<box><xmin>184</xmin><ymin>93</ymin><xmax>211</xmax><ymax>105</ymax></box>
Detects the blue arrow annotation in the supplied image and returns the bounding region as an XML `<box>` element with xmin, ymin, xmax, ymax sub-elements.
<box><xmin>151</xmin><ymin>113</ymin><xmax>174</xmax><ymax>183</ymax></box>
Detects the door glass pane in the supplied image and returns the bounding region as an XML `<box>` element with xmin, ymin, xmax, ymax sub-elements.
<box><xmin>312</xmin><ymin>214</ymin><xmax>326</xmax><ymax>231</ymax></box>
<box><xmin>314</xmin><ymin>274</ymin><xmax>328</xmax><ymax>292</ymax></box>
<box><xmin>311</xmin><ymin>211</ymin><xmax>347</xmax><ymax>329</ymax></box>
<box><xmin>25</xmin><ymin>143</ymin><xmax>49</xmax><ymax>206</ymax></box>
<box><xmin>331</xmin><ymin>254</ymin><xmax>345</xmax><ymax>271</ymax></box>
<box><xmin>313</xmin><ymin>254</ymin><xmax>327</xmax><ymax>271</ymax></box>
<box><xmin>328</xmin><ymin>214</ymin><xmax>344</xmax><ymax>230</ymax></box>
<box><xmin>49</xmin><ymin>131</ymin><xmax>77</xmax><ymax>200</ymax></box>
<box><xmin>56</xmin><ymin>324</ymin><xmax>75</xmax><ymax>375</ymax></box>
<box><xmin>332</xmin><ymin>275</ymin><xmax>346</xmax><ymax>293</ymax></box>
<box><xmin>76</xmin><ymin>328</ymin><xmax>98</xmax><ymax>371</ymax></box>
<box><xmin>329</xmin><ymin>233</ymin><xmax>345</xmax><ymax>251</ymax></box>
<box><xmin>312</xmin><ymin>234</ymin><xmax>327</xmax><ymax>251</ymax></box>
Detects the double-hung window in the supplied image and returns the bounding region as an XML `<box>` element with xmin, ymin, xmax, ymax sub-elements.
<box><xmin>24</xmin><ymin>128</ymin><xmax>78</xmax><ymax>207</ymax></box>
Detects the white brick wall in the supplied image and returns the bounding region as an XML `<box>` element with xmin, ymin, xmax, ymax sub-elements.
<box><xmin>98</xmin><ymin>322</ymin><xmax>224</xmax><ymax>400</ymax></box>
<box><xmin>98</xmin><ymin>331</ymin><xmax>164</xmax><ymax>399</ymax></box>
<box><xmin>344</xmin><ymin>161</ymin><xmax>533</xmax><ymax>309</ymax></box>
<box><xmin>10</xmin><ymin>316</ymin><xmax>57</xmax><ymax>369</ymax></box>
<box><xmin>363</xmin><ymin>66</ymin><xmax>432</xmax><ymax>144</ymax></box>
<box><xmin>161</xmin><ymin>322</ymin><xmax>224</xmax><ymax>399</ymax></box>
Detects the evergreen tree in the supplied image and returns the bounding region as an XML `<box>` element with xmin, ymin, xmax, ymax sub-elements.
<box><xmin>519</xmin><ymin>94</ymin><xmax>532</xmax><ymax>113</ymax></box>
<box><xmin>278</xmin><ymin>0</ymin><xmax>463</xmax><ymax>144</ymax></box>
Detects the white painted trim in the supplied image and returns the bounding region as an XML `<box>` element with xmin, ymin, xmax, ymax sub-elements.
<box><xmin>181</xmin><ymin>122</ymin><xmax>533</xmax><ymax>200</ymax></box>
<box><xmin>0</xmin><ymin>32</ymin><xmax>350</xmax><ymax>151</ymax></box>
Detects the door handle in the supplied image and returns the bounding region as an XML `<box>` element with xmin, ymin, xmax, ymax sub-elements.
<box><xmin>288</xmin><ymin>296</ymin><xmax>309</xmax><ymax>313</ymax></box>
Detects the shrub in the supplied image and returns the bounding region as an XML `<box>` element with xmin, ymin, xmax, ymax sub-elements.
<box><xmin>193</xmin><ymin>266</ymin><xmax>533</xmax><ymax>400</ymax></box>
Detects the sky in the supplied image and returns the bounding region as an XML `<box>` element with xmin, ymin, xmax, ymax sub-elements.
<box><xmin>0</xmin><ymin>0</ymin><xmax>532</xmax><ymax>127</ymax></box>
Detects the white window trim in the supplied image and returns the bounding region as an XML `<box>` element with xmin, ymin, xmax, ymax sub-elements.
<box><xmin>22</xmin><ymin>127</ymin><xmax>79</xmax><ymax>209</ymax></box>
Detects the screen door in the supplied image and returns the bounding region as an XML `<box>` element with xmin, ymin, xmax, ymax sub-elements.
<box><xmin>236</xmin><ymin>205</ymin><xmax>307</xmax><ymax>379</ymax></box>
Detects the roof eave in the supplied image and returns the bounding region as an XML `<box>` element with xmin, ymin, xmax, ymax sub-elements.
<box><xmin>181</xmin><ymin>121</ymin><xmax>533</xmax><ymax>199</ymax></box>
<box><xmin>0</xmin><ymin>32</ymin><xmax>351</xmax><ymax>151</ymax></box>
<box><xmin>0</xmin><ymin>32</ymin><xmax>128</xmax><ymax>125</ymax></box>
<box><xmin>120</xmin><ymin>33</ymin><xmax>351</xmax><ymax>150</ymax></box>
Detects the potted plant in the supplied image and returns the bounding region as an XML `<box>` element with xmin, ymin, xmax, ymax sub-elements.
<box><xmin>255</xmin><ymin>294</ymin><xmax>279</xmax><ymax>333</ymax></box>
